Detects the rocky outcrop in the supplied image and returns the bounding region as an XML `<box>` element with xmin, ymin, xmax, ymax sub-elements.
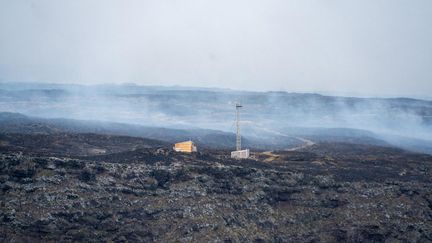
<box><xmin>1</xmin><ymin>144</ymin><xmax>432</xmax><ymax>242</ymax></box>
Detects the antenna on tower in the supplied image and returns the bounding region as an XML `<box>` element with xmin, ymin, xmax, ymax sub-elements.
<box><xmin>231</xmin><ymin>103</ymin><xmax>250</xmax><ymax>159</ymax></box>
<box><xmin>235</xmin><ymin>103</ymin><xmax>242</xmax><ymax>151</ymax></box>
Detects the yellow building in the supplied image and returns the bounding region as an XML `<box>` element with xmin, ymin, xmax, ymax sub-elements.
<box><xmin>173</xmin><ymin>140</ymin><xmax>197</xmax><ymax>153</ymax></box>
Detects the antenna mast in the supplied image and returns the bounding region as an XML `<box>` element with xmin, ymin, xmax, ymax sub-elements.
<box><xmin>236</xmin><ymin>103</ymin><xmax>242</xmax><ymax>151</ymax></box>
<box><xmin>231</xmin><ymin>103</ymin><xmax>249</xmax><ymax>159</ymax></box>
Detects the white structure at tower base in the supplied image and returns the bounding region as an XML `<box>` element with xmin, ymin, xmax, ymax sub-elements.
<box><xmin>231</xmin><ymin>149</ymin><xmax>250</xmax><ymax>159</ymax></box>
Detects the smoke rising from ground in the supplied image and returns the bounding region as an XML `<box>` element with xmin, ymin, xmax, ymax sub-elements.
<box><xmin>1</xmin><ymin>83</ymin><xmax>431</xmax><ymax>145</ymax></box>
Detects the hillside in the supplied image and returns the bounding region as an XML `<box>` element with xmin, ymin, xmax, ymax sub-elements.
<box><xmin>0</xmin><ymin>112</ymin><xmax>303</xmax><ymax>150</ymax></box>
<box><xmin>0</xmin><ymin>133</ymin><xmax>168</xmax><ymax>157</ymax></box>
<box><xmin>1</xmin><ymin>82</ymin><xmax>432</xmax><ymax>153</ymax></box>
<box><xmin>1</xmin><ymin>133</ymin><xmax>431</xmax><ymax>242</ymax></box>
<box><xmin>1</xmin><ymin>84</ymin><xmax>432</xmax><ymax>241</ymax></box>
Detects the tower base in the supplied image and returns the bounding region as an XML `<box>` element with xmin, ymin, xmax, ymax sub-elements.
<box><xmin>231</xmin><ymin>149</ymin><xmax>250</xmax><ymax>159</ymax></box>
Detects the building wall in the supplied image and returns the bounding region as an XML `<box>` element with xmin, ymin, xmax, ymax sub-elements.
<box><xmin>231</xmin><ymin>149</ymin><xmax>250</xmax><ymax>159</ymax></box>
<box><xmin>174</xmin><ymin>141</ymin><xmax>196</xmax><ymax>153</ymax></box>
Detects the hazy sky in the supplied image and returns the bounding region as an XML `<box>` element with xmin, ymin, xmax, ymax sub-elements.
<box><xmin>0</xmin><ymin>0</ymin><xmax>431</xmax><ymax>96</ymax></box>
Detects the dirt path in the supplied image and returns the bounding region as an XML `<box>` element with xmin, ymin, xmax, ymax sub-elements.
<box><xmin>253</xmin><ymin>127</ymin><xmax>316</xmax><ymax>162</ymax></box>
<box><xmin>285</xmin><ymin>137</ymin><xmax>315</xmax><ymax>151</ymax></box>
<box><xmin>262</xmin><ymin>136</ymin><xmax>315</xmax><ymax>162</ymax></box>
<box><xmin>262</xmin><ymin>151</ymin><xmax>279</xmax><ymax>162</ymax></box>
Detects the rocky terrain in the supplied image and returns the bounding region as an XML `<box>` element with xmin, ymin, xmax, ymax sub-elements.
<box><xmin>1</xmin><ymin>133</ymin><xmax>432</xmax><ymax>242</ymax></box>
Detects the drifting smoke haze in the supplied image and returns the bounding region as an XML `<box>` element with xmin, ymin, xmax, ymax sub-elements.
<box><xmin>2</xmin><ymin>2</ymin><xmax>432</xmax><ymax>241</ymax></box>
<box><xmin>0</xmin><ymin>1</ymin><xmax>432</xmax><ymax>151</ymax></box>
<box><xmin>1</xmin><ymin>82</ymin><xmax>432</xmax><ymax>152</ymax></box>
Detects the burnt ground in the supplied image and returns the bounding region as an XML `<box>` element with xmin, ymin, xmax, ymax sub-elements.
<box><xmin>0</xmin><ymin>133</ymin><xmax>169</xmax><ymax>157</ymax></box>
<box><xmin>0</xmin><ymin>133</ymin><xmax>432</xmax><ymax>242</ymax></box>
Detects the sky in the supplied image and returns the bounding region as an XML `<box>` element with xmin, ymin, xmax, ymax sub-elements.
<box><xmin>0</xmin><ymin>0</ymin><xmax>431</xmax><ymax>97</ymax></box>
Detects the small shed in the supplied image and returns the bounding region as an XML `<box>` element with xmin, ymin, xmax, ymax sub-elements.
<box><xmin>173</xmin><ymin>140</ymin><xmax>197</xmax><ymax>153</ymax></box>
<box><xmin>231</xmin><ymin>149</ymin><xmax>250</xmax><ymax>159</ymax></box>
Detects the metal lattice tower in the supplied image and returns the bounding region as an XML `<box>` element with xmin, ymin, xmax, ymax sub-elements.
<box><xmin>235</xmin><ymin>103</ymin><xmax>242</xmax><ymax>151</ymax></box>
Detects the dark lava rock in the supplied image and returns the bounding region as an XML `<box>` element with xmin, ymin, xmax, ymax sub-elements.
<box><xmin>151</xmin><ymin>169</ymin><xmax>171</xmax><ymax>188</ymax></box>
<box><xmin>1</xmin><ymin>141</ymin><xmax>432</xmax><ymax>242</ymax></box>
<box><xmin>78</xmin><ymin>170</ymin><xmax>96</xmax><ymax>183</ymax></box>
